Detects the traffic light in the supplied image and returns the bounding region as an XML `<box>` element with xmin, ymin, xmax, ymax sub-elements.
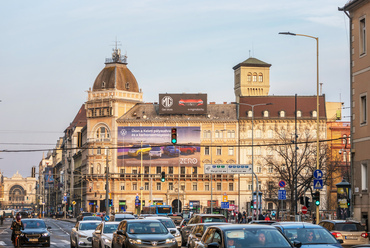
<box><xmin>161</xmin><ymin>171</ymin><xmax>166</xmax><ymax>182</ymax></box>
<box><xmin>109</xmin><ymin>199</ymin><xmax>113</xmax><ymax>207</ymax></box>
<box><xmin>250</xmin><ymin>200</ymin><xmax>254</xmax><ymax>209</ymax></box>
<box><xmin>312</xmin><ymin>191</ymin><xmax>320</xmax><ymax>206</ymax></box>
<box><xmin>171</xmin><ymin>128</ymin><xmax>177</xmax><ymax>144</ymax></box>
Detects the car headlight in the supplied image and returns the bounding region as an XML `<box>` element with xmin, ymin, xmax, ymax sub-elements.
<box><xmin>166</xmin><ymin>238</ymin><xmax>177</xmax><ymax>244</ymax></box>
<box><xmin>174</xmin><ymin>231</ymin><xmax>181</xmax><ymax>237</ymax></box>
<box><xmin>129</xmin><ymin>239</ymin><xmax>142</xmax><ymax>244</ymax></box>
<box><xmin>103</xmin><ymin>238</ymin><xmax>111</xmax><ymax>244</ymax></box>
<box><xmin>78</xmin><ymin>234</ymin><xmax>88</xmax><ymax>238</ymax></box>
<box><xmin>42</xmin><ymin>233</ymin><xmax>49</xmax><ymax>237</ymax></box>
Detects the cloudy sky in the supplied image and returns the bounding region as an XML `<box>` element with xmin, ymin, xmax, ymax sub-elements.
<box><xmin>0</xmin><ymin>0</ymin><xmax>351</xmax><ymax>177</ymax></box>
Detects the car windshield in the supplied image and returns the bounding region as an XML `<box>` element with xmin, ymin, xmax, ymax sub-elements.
<box><xmin>115</xmin><ymin>217</ymin><xmax>135</xmax><ymax>221</ymax></box>
<box><xmin>127</xmin><ymin>222</ymin><xmax>168</xmax><ymax>234</ymax></box>
<box><xmin>283</xmin><ymin>228</ymin><xmax>338</xmax><ymax>245</ymax></box>
<box><xmin>103</xmin><ymin>223</ymin><xmax>119</xmax><ymax>234</ymax></box>
<box><xmin>83</xmin><ymin>216</ymin><xmax>101</xmax><ymax>220</ymax></box>
<box><xmin>151</xmin><ymin>147</ymin><xmax>161</xmax><ymax>151</ymax></box>
<box><xmin>202</xmin><ymin>217</ymin><xmax>226</xmax><ymax>222</ymax></box>
<box><xmin>225</xmin><ymin>228</ymin><xmax>291</xmax><ymax>248</ymax></box>
<box><xmin>23</xmin><ymin>220</ymin><xmax>46</xmax><ymax>229</ymax></box>
<box><xmin>159</xmin><ymin>219</ymin><xmax>176</xmax><ymax>228</ymax></box>
<box><xmin>335</xmin><ymin>223</ymin><xmax>365</xmax><ymax>231</ymax></box>
<box><xmin>79</xmin><ymin>222</ymin><xmax>100</xmax><ymax>230</ymax></box>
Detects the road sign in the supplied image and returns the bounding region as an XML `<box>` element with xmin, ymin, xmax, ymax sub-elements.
<box><xmin>302</xmin><ymin>206</ymin><xmax>308</xmax><ymax>214</ymax></box>
<box><xmin>313</xmin><ymin>169</ymin><xmax>323</xmax><ymax>179</ymax></box>
<box><xmin>204</xmin><ymin>164</ymin><xmax>252</xmax><ymax>174</ymax></box>
<box><xmin>63</xmin><ymin>196</ymin><xmax>67</xmax><ymax>202</ymax></box>
<box><xmin>314</xmin><ymin>179</ymin><xmax>323</xmax><ymax>189</ymax></box>
<box><xmin>278</xmin><ymin>180</ymin><xmax>286</xmax><ymax>188</ymax></box>
<box><xmin>222</xmin><ymin>195</ymin><xmax>228</xmax><ymax>202</ymax></box>
<box><xmin>72</xmin><ymin>201</ymin><xmax>76</xmax><ymax>205</ymax></box>
<box><xmin>221</xmin><ymin>202</ymin><xmax>229</xmax><ymax>209</ymax></box>
<box><xmin>135</xmin><ymin>196</ymin><xmax>139</xmax><ymax>200</ymax></box>
<box><xmin>105</xmin><ymin>216</ymin><xmax>110</xmax><ymax>221</ymax></box>
<box><xmin>278</xmin><ymin>189</ymin><xmax>286</xmax><ymax>200</ymax></box>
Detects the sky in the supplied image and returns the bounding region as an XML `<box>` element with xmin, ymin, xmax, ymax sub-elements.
<box><xmin>0</xmin><ymin>0</ymin><xmax>351</xmax><ymax>178</ymax></box>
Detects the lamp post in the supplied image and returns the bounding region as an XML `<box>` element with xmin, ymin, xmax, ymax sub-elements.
<box><xmin>279</xmin><ymin>31</ymin><xmax>320</xmax><ymax>222</ymax></box>
<box><xmin>237</xmin><ymin>102</ymin><xmax>273</xmax><ymax>220</ymax></box>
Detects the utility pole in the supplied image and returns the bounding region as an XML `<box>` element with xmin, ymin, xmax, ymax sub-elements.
<box><xmin>105</xmin><ymin>152</ymin><xmax>109</xmax><ymax>215</ymax></box>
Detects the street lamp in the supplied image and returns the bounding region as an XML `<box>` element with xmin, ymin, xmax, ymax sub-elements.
<box><xmin>279</xmin><ymin>31</ymin><xmax>320</xmax><ymax>222</ymax></box>
<box><xmin>237</xmin><ymin>102</ymin><xmax>273</xmax><ymax>220</ymax></box>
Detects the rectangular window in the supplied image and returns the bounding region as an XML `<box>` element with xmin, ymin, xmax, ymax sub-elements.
<box><xmin>192</xmin><ymin>167</ymin><xmax>197</xmax><ymax>175</ymax></box>
<box><xmin>205</xmin><ymin>146</ymin><xmax>210</xmax><ymax>155</ymax></box>
<box><xmin>169</xmin><ymin>182</ymin><xmax>173</xmax><ymax>190</ymax></box>
<box><xmin>145</xmin><ymin>182</ymin><xmax>149</xmax><ymax>190</ymax></box>
<box><xmin>217</xmin><ymin>146</ymin><xmax>222</xmax><ymax>155</ymax></box>
<box><xmin>97</xmin><ymin>147</ymin><xmax>101</xmax><ymax>155</ymax></box>
<box><xmin>169</xmin><ymin>167</ymin><xmax>174</xmax><ymax>174</ymax></box>
<box><xmin>156</xmin><ymin>183</ymin><xmax>161</xmax><ymax>191</ymax></box>
<box><xmin>228</xmin><ymin>147</ymin><xmax>234</xmax><ymax>156</ymax></box>
<box><xmin>120</xmin><ymin>169</ymin><xmax>125</xmax><ymax>174</ymax></box>
<box><xmin>133</xmin><ymin>183</ymin><xmax>137</xmax><ymax>190</ymax></box>
<box><xmin>181</xmin><ymin>184</ymin><xmax>185</xmax><ymax>191</ymax></box>
<box><xmin>181</xmin><ymin>167</ymin><xmax>185</xmax><ymax>175</ymax></box>
<box><xmin>360</xmin><ymin>17</ymin><xmax>366</xmax><ymax>55</ymax></box>
<box><xmin>156</xmin><ymin>167</ymin><xmax>161</xmax><ymax>174</ymax></box>
<box><xmin>132</xmin><ymin>169</ymin><xmax>137</xmax><ymax>174</ymax></box>
<box><xmin>258</xmin><ymin>181</ymin><xmax>262</xmax><ymax>190</ymax></box>
<box><xmin>205</xmin><ymin>182</ymin><xmax>210</xmax><ymax>191</ymax></box>
<box><xmin>193</xmin><ymin>183</ymin><xmax>197</xmax><ymax>191</ymax></box>
<box><xmin>361</xmin><ymin>94</ymin><xmax>367</xmax><ymax>125</ymax></box>
<box><xmin>248</xmin><ymin>183</ymin><xmax>252</xmax><ymax>190</ymax></box>
<box><xmin>91</xmin><ymin>167</ymin><xmax>94</xmax><ymax>174</ymax></box>
<box><xmin>144</xmin><ymin>166</ymin><xmax>149</xmax><ymax>174</ymax></box>
<box><xmin>120</xmin><ymin>184</ymin><xmax>125</xmax><ymax>190</ymax></box>
<box><xmin>229</xmin><ymin>183</ymin><xmax>234</xmax><ymax>191</ymax></box>
<box><xmin>105</xmin><ymin>147</ymin><xmax>109</xmax><ymax>155</ymax></box>
<box><xmin>362</xmin><ymin>163</ymin><xmax>368</xmax><ymax>190</ymax></box>
<box><xmin>217</xmin><ymin>182</ymin><xmax>221</xmax><ymax>191</ymax></box>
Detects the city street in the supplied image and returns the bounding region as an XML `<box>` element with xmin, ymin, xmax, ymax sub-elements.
<box><xmin>0</xmin><ymin>218</ymin><xmax>75</xmax><ymax>248</ymax></box>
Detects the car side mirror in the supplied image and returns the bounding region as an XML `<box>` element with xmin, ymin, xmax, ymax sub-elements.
<box><xmin>117</xmin><ymin>230</ymin><xmax>125</xmax><ymax>235</ymax></box>
<box><xmin>207</xmin><ymin>242</ymin><xmax>220</xmax><ymax>248</ymax></box>
<box><xmin>293</xmin><ymin>241</ymin><xmax>302</xmax><ymax>248</ymax></box>
<box><xmin>170</xmin><ymin>230</ymin><xmax>177</xmax><ymax>235</ymax></box>
<box><xmin>95</xmin><ymin>230</ymin><xmax>101</xmax><ymax>234</ymax></box>
<box><xmin>47</xmin><ymin>226</ymin><xmax>52</xmax><ymax>230</ymax></box>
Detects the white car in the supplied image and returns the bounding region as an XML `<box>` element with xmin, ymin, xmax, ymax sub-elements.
<box><xmin>70</xmin><ymin>220</ymin><xmax>102</xmax><ymax>248</ymax></box>
<box><xmin>149</xmin><ymin>147</ymin><xmax>162</xmax><ymax>158</ymax></box>
<box><xmin>142</xmin><ymin>216</ymin><xmax>182</xmax><ymax>247</ymax></box>
<box><xmin>92</xmin><ymin>222</ymin><xmax>119</xmax><ymax>248</ymax></box>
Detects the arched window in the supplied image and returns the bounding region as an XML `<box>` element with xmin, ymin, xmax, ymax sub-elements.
<box><xmin>253</xmin><ymin>73</ymin><xmax>257</xmax><ymax>82</ymax></box>
<box><xmin>203</xmin><ymin>130</ymin><xmax>211</xmax><ymax>139</ymax></box>
<box><xmin>227</xmin><ymin>130</ymin><xmax>235</xmax><ymax>138</ymax></box>
<box><xmin>297</xmin><ymin>110</ymin><xmax>302</xmax><ymax>117</ymax></box>
<box><xmin>263</xmin><ymin>110</ymin><xmax>269</xmax><ymax>117</ymax></box>
<box><xmin>247</xmin><ymin>110</ymin><xmax>253</xmax><ymax>117</ymax></box>
<box><xmin>312</xmin><ymin>110</ymin><xmax>317</xmax><ymax>118</ymax></box>
<box><xmin>96</xmin><ymin>126</ymin><xmax>110</xmax><ymax>140</ymax></box>
<box><xmin>247</xmin><ymin>73</ymin><xmax>252</xmax><ymax>82</ymax></box>
<box><xmin>258</xmin><ymin>73</ymin><xmax>263</xmax><ymax>82</ymax></box>
<box><xmin>125</xmin><ymin>82</ymin><xmax>130</xmax><ymax>90</ymax></box>
<box><xmin>280</xmin><ymin>111</ymin><xmax>285</xmax><ymax>117</ymax></box>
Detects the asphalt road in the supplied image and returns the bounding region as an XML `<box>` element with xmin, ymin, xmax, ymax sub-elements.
<box><xmin>0</xmin><ymin>217</ymin><xmax>75</xmax><ymax>248</ymax></box>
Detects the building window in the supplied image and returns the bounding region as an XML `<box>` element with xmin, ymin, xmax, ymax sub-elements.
<box><xmin>216</xmin><ymin>146</ymin><xmax>222</xmax><ymax>155</ymax></box>
<box><xmin>263</xmin><ymin>110</ymin><xmax>269</xmax><ymax>117</ymax></box>
<box><xmin>258</xmin><ymin>73</ymin><xmax>263</xmax><ymax>82</ymax></box>
<box><xmin>228</xmin><ymin>147</ymin><xmax>234</xmax><ymax>156</ymax></box>
<box><xmin>268</xmin><ymin>165</ymin><xmax>273</xmax><ymax>173</ymax></box>
<box><xmin>181</xmin><ymin>184</ymin><xmax>185</xmax><ymax>191</ymax></box>
<box><xmin>229</xmin><ymin>183</ymin><xmax>234</xmax><ymax>191</ymax></box>
<box><xmin>203</xmin><ymin>130</ymin><xmax>211</xmax><ymax>139</ymax></box>
<box><xmin>362</xmin><ymin>163</ymin><xmax>368</xmax><ymax>191</ymax></box>
<box><xmin>193</xmin><ymin>183</ymin><xmax>197</xmax><ymax>191</ymax></box>
<box><xmin>192</xmin><ymin>167</ymin><xmax>197</xmax><ymax>175</ymax></box>
<box><xmin>227</xmin><ymin>130</ymin><xmax>235</xmax><ymax>138</ymax></box>
<box><xmin>247</xmin><ymin>73</ymin><xmax>252</xmax><ymax>82</ymax></box>
<box><xmin>144</xmin><ymin>166</ymin><xmax>149</xmax><ymax>174</ymax></box>
<box><xmin>156</xmin><ymin>167</ymin><xmax>161</xmax><ymax>174</ymax></box>
<box><xmin>257</xmin><ymin>166</ymin><xmax>262</xmax><ymax>173</ymax></box>
<box><xmin>280</xmin><ymin>111</ymin><xmax>285</xmax><ymax>117</ymax></box>
<box><xmin>133</xmin><ymin>183</ymin><xmax>137</xmax><ymax>191</ymax></box>
<box><xmin>169</xmin><ymin>167</ymin><xmax>174</xmax><ymax>174</ymax></box>
<box><xmin>297</xmin><ymin>110</ymin><xmax>302</xmax><ymax>117</ymax></box>
<box><xmin>125</xmin><ymin>82</ymin><xmax>130</xmax><ymax>90</ymax></box>
<box><xmin>253</xmin><ymin>73</ymin><xmax>257</xmax><ymax>82</ymax></box>
<box><xmin>156</xmin><ymin>183</ymin><xmax>161</xmax><ymax>191</ymax></box>
<box><xmin>181</xmin><ymin>167</ymin><xmax>185</xmax><ymax>175</ymax></box>
<box><xmin>145</xmin><ymin>182</ymin><xmax>149</xmax><ymax>190</ymax></box>
<box><xmin>205</xmin><ymin>146</ymin><xmax>210</xmax><ymax>155</ymax></box>
<box><xmin>96</xmin><ymin>126</ymin><xmax>110</xmax><ymax>140</ymax></box>
<box><xmin>258</xmin><ymin>181</ymin><xmax>262</xmax><ymax>190</ymax></box>
<box><xmin>267</xmin><ymin>147</ymin><xmax>273</xmax><ymax>156</ymax></box>
<box><xmin>205</xmin><ymin>182</ymin><xmax>210</xmax><ymax>191</ymax></box>
<box><xmin>248</xmin><ymin>183</ymin><xmax>252</xmax><ymax>191</ymax></box>
<box><xmin>90</xmin><ymin>166</ymin><xmax>94</xmax><ymax>174</ymax></box>
<box><xmin>248</xmin><ymin>110</ymin><xmax>253</xmax><ymax>117</ymax></box>
<box><xmin>132</xmin><ymin>169</ymin><xmax>137</xmax><ymax>174</ymax></box>
<box><xmin>247</xmin><ymin>130</ymin><xmax>252</xmax><ymax>138</ymax></box>
<box><xmin>97</xmin><ymin>147</ymin><xmax>101</xmax><ymax>155</ymax></box>
<box><xmin>255</xmin><ymin>147</ymin><xmax>261</xmax><ymax>155</ymax></box>
<box><xmin>312</xmin><ymin>110</ymin><xmax>317</xmax><ymax>118</ymax></box>
<box><xmin>169</xmin><ymin>182</ymin><xmax>173</xmax><ymax>190</ymax></box>
<box><xmin>120</xmin><ymin>184</ymin><xmax>125</xmax><ymax>190</ymax></box>
<box><xmin>120</xmin><ymin>168</ymin><xmax>125</xmax><ymax>174</ymax></box>
<box><xmin>360</xmin><ymin>17</ymin><xmax>366</xmax><ymax>55</ymax></box>
<box><xmin>361</xmin><ymin>94</ymin><xmax>367</xmax><ymax>125</ymax></box>
<box><xmin>215</xmin><ymin>130</ymin><xmax>223</xmax><ymax>138</ymax></box>
<box><xmin>217</xmin><ymin>183</ymin><xmax>222</xmax><ymax>191</ymax></box>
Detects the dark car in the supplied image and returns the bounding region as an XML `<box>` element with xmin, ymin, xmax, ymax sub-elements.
<box><xmin>52</xmin><ymin>211</ymin><xmax>65</xmax><ymax>218</ymax></box>
<box><xmin>18</xmin><ymin>211</ymin><xmax>31</xmax><ymax>219</ymax></box>
<box><xmin>187</xmin><ymin>223</ymin><xmax>231</xmax><ymax>248</ymax></box>
<box><xmin>109</xmin><ymin>213</ymin><xmax>136</xmax><ymax>222</ymax></box>
<box><xmin>19</xmin><ymin>219</ymin><xmax>51</xmax><ymax>247</ymax></box>
<box><xmin>112</xmin><ymin>219</ymin><xmax>178</xmax><ymax>248</ymax></box>
<box><xmin>197</xmin><ymin>224</ymin><xmax>296</xmax><ymax>248</ymax></box>
<box><xmin>77</xmin><ymin>212</ymin><xmax>93</xmax><ymax>222</ymax></box>
<box><xmin>163</xmin><ymin>146</ymin><xmax>180</xmax><ymax>156</ymax></box>
<box><xmin>273</xmin><ymin>222</ymin><xmax>343</xmax><ymax>248</ymax></box>
<box><xmin>181</xmin><ymin>214</ymin><xmax>227</xmax><ymax>245</ymax></box>
<box><xmin>318</xmin><ymin>220</ymin><xmax>369</xmax><ymax>247</ymax></box>
<box><xmin>249</xmin><ymin>220</ymin><xmax>276</xmax><ymax>225</ymax></box>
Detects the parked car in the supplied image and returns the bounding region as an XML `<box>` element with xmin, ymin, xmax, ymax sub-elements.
<box><xmin>187</xmin><ymin>223</ymin><xmax>231</xmax><ymax>248</ymax></box>
<box><xmin>179</xmin><ymin>146</ymin><xmax>197</xmax><ymax>154</ymax></box>
<box><xmin>181</xmin><ymin>214</ymin><xmax>227</xmax><ymax>246</ymax></box>
<box><xmin>109</xmin><ymin>213</ymin><xmax>136</xmax><ymax>222</ymax></box>
<box><xmin>273</xmin><ymin>222</ymin><xmax>343</xmax><ymax>248</ymax></box>
<box><xmin>196</xmin><ymin>224</ymin><xmax>296</xmax><ymax>248</ymax></box>
<box><xmin>163</xmin><ymin>146</ymin><xmax>180</xmax><ymax>156</ymax></box>
<box><xmin>19</xmin><ymin>218</ymin><xmax>51</xmax><ymax>247</ymax></box>
<box><xmin>142</xmin><ymin>216</ymin><xmax>182</xmax><ymax>247</ymax></box>
<box><xmin>128</xmin><ymin>144</ymin><xmax>151</xmax><ymax>157</ymax></box>
<box><xmin>319</xmin><ymin>220</ymin><xmax>369</xmax><ymax>247</ymax></box>
<box><xmin>92</xmin><ymin>221</ymin><xmax>120</xmax><ymax>248</ymax></box>
<box><xmin>249</xmin><ymin>220</ymin><xmax>276</xmax><ymax>225</ymax></box>
<box><xmin>149</xmin><ymin>146</ymin><xmax>163</xmax><ymax>158</ymax></box>
<box><xmin>83</xmin><ymin>216</ymin><xmax>104</xmax><ymax>221</ymax></box>
<box><xmin>70</xmin><ymin>220</ymin><xmax>102</xmax><ymax>248</ymax></box>
<box><xmin>77</xmin><ymin>212</ymin><xmax>94</xmax><ymax>222</ymax></box>
<box><xmin>111</xmin><ymin>219</ymin><xmax>178</xmax><ymax>248</ymax></box>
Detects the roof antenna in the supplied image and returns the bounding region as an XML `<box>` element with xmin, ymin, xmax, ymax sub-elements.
<box><xmin>249</xmin><ymin>50</ymin><xmax>251</xmax><ymax>58</ymax></box>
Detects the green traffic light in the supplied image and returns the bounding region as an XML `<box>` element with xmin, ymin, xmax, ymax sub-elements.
<box><xmin>161</xmin><ymin>178</ymin><xmax>165</xmax><ymax>182</ymax></box>
<box><xmin>171</xmin><ymin>138</ymin><xmax>177</xmax><ymax>143</ymax></box>
<box><xmin>315</xmin><ymin>200</ymin><xmax>320</xmax><ymax>206</ymax></box>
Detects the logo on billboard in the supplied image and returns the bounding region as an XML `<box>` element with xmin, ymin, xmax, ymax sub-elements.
<box><xmin>120</xmin><ymin>129</ymin><xmax>127</xmax><ymax>137</ymax></box>
<box><xmin>161</xmin><ymin>96</ymin><xmax>173</xmax><ymax>108</ymax></box>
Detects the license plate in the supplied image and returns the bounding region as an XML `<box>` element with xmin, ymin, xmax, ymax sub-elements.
<box><xmin>345</xmin><ymin>236</ymin><xmax>357</xmax><ymax>240</ymax></box>
<box><xmin>29</xmin><ymin>238</ymin><xmax>38</xmax><ymax>242</ymax></box>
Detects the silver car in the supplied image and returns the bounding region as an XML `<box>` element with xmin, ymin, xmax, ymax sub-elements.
<box><xmin>92</xmin><ymin>222</ymin><xmax>119</xmax><ymax>248</ymax></box>
<box><xmin>71</xmin><ymin>220</ymin><xmax>102</xmax><ymax>248</ymax></box>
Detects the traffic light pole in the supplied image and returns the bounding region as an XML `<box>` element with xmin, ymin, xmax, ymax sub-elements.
<box><xmin>105</xmin><ymin>153</ymin><xmax>109</xmax><ymax>215</ymax></box>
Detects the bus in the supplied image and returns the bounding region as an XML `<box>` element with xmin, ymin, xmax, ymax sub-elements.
<box><xmin>142</xmin><ymin>205</ymin><xmax>173</xmax><ymax>216</ymax></box>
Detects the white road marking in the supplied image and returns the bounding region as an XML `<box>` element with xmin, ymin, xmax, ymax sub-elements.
<box><xmin>0</xmin><ymin>241</ymin><xmax>6</xmax><ymax>246</ymax></box>
<box><xmin>62</xmin><ymin>240</ymin><xmax>70</xmax><ymax>244</ymax></box>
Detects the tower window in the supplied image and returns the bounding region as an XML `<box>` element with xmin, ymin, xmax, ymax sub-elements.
<box><xmin>102</xmin><ymin>81</ymin><xmax>106</xmax><ymax>88</ymax></box>
<box><xmin>253</xmin><ymin>73</ymin><xmax>257</xmax><ymax>82</ymax></box>
<box><xmin>126</xmin><ymin>82</ymin><xmax>130</xmax><ymax>90</ymax></box>
<box><xmin>247</xmin><ymin>73</ymin><xmax>252</xmax><ymax>82</ymax></box>
<box><xmin>258</xmin><ymin>73</ymin><xmax>263</xmax><ymax>82</ymax></box>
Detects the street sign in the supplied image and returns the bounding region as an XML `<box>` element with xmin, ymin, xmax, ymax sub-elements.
<box><xmin>278</xmin><ymin>189</ymin><xmax>286</xmax><ymax>200</ymax></box>
<box><xmin>221</xmin><ymin>202</ymin><xmax>229</xmax><ymax>209</ymax></box>
<box><xmin>135</xmin><ymin>196</ymin><xmax>139</xmax><ymax>200</ymax></box>
<box><xmin>63</xmin><ymin>196</ymin><xmax>67</xmax><ymax>202</ymax></box>
<box><xmin>72</xmin><ymin>201</ymin><xmax>76</xmax><ymax>205</ymax></box>
<box><xmin>314</xmin><ymin>179</ymin><xmax>323</xmax><ymax>189</ymax></box>
<box><xmin>302</xmin><ymin>206</ymin><xmax>308</xmax><ymax>214</ymax></box>
<box><xmin>278</xmin><ymin>180</ymin><xmax>286</xmax><ymax>188</ymax></box>
<box><xmin>105</xmin><ymin>216</ymin><xmax>110</xmax><ymax>221</ymax></box>
<box><xmin>204</xmin><ymin>164</ymin><xmax>252</xmax><ymax>174</ymax></box>
<box><xmin>222</xmin><ymin>194</ymin><xmax>228</xmax><ymax>202</ymax></box>
<box><xmin>313</xmin><ymin>169</ymin><xmax>323</xmax><ymax>179</ymax></box>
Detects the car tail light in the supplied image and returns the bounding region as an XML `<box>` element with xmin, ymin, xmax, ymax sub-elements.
<box><xmin>361</xmin><ymin>233</ymin><xmax>368</xmax><ymax>238</ymax></box>
<box><xmin>331</xmin><ymin>232</ymin><xmax>342</xmax><ymax>239</ymax></box>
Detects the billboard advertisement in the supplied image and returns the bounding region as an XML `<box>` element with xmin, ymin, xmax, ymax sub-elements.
<box><xmin>44</xmin><ymin>167</ymin><xmax>54</xmax><ymax>189</ymax></box>
<box><xmin>159</xmin><ymin>94</ymin><xmax>207</xmax><ymax>115</ymax></box>
<box><xmin>117</xmin><ymin>126</ymin><xmax>200</xmax><ymax>167</ymax></box>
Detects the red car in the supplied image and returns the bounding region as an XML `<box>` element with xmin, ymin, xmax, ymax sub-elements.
<box><xmin>179</xmin><ymin>146</ymin><xmax>197</xmax><ymax>154</ymax></box>
<box><xmin>178</xmin><ymin>99</ymin><xmax>203</xmax><ymax>106</ymax></box>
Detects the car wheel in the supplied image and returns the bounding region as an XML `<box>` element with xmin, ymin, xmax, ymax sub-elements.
<box><xmin>44</xmin><ymin>242</ymin><xmax>50</xmax><ymax>247</ymax></box>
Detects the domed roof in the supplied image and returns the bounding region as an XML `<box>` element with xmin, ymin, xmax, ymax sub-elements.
<box><xmin>92</xmin><ymin>49</ymin><xmax>139</xmax><ymax>92</ymax></box>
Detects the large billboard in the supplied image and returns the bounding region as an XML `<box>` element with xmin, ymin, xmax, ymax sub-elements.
<box><xmin>159</xmin><ymin>94</ymin><xmax>207</xmax><ymax>115</ymax></box>
<box><xmin>44</xmin><ymin>167</ymin><xmax>54</xmax><ymax>189</ymax></box>
<box><xmin>117</xmin><ymin>126</ymin><xmax>200</xmax><ymax>167</ymax></box>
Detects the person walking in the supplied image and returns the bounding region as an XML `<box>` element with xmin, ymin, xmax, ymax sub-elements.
<box><xmin>238</xmin><ymin>212</ymin><xmax>242</xmax><ymax>224</ymax></box>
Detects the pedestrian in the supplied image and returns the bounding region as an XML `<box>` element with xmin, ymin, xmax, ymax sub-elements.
<box><xmin>242</xmin><ymin>211</ymin><xmax>247</xmax><ymax>223</ymax></box>
<box><xmin>265</xmin><ymin>214</ymin><xmax>271</xmax><ymax>221</ymax></box>
<box><xmin>238</xmin><ymin>212</ymin><xmax>242</xmax><ymax>223</ymax></box>
<box><xmin>0</xmin><ymin>211</ymin><xmax>3</xmax><ymax>225</ymax></box>
<box><xmin>258</xmin><ymin>212</ymin><xmax>265</xmax><ymax>220</ymax></box>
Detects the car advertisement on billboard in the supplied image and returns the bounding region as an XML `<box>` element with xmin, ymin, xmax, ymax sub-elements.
<box><xmin>117</xmin><ymin>126</ymin><xmax>200</xmax><ymax>167</ymax></box>
<box><xmin>159</xmin><ymin>93</ymin><xmax>207</xmax><ymax>115</ymax></box>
